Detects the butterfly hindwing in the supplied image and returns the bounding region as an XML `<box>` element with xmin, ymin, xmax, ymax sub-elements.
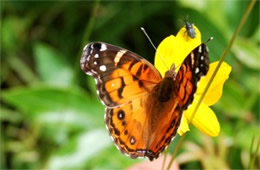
<box><xmin>106</xmin><ymin>95</ymin><xmax>149</xmax><ymax>159</ymax></box>
<box><xmin>106</xmin><ymin>93</ymin><xmax>182</xmax><ymax>161</ymax></box>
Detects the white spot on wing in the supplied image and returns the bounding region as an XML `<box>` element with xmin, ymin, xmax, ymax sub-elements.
<box><xmin>94</xmin><ymin>54</ymin><xmax>99</xmax><ymax>58</ymax></box>
<box><xmin>130</xmin><ymin>137</ymin><xmax>135</xmax><ymax>144</ymax></box>
<box><xmin>94</xmin><ymin>61</ymin><xmax>97</xmax><ymax>65</ymax></box>
<box><xmin>105</xmin><ymin>124</ymin><xmax>108</xmax><ymax>130</ymax></box>
<box><xmin>100</xmin><ymin>100</ymin><xmax>105</xmax><ymax>105</ymax></box>
<box><xmin>86</xmin><ymin>72</ymin><xmax>93</xmax><ymax>76</ymax></box>
<box><xmin>91</xmin><ymin>69</ymin><xmax>97</xmax><ymax>76</ymax></box>
<box><xmin>114</xmin><ymin>50</ymin><xmax>126</xmax><ymax>66</ymax></box>
<box><xmin>200</xmin><ymin>56</ymin><xmax>204</xmax><ymax>60</ymax></box>
<box><xmin>115</xmin><ymin>144</ymin><xmax>120</xmax><ymax>151</ymax></box>
<box><xmin>138</xmin><ymin>156</ymin><xmax>145</xmax><ymax>159</ymax></box>
<box><xmin>110</xmin><ymin>136</ymin><xmax>115</xmax><ymax>142</ymax></box>
<box><xmin>99</xmin><ymin>65</ymin><xmax>107</xmax><ymax>72</ymax></box>
<box><xmin>195</xmin><ymin>67</ymin><xmax>200</xmax><ymax>74</ymax></box>
<box><xmin>94</xmin><ymin>79</ymin><xmax>100</xmax><ymax>95</ymax></box>
<box><xmin>100</xmin><ymin>44</ymin><xmax>107</xmax><ymax>51</ymax></box>
<box><xmin>86</xmin><ymin>55</ymin><xmax>90</xmax><ymax>61</ymax></box>
<box><xmin>198</xmin><ymin>45</ymin><xmax>202</xmax><ymax>53</ymax></box>
<box><xmin>83</xmin><ymin>44</ymin><xmax>89</xmax><ymax>51</ymax></box>
<box><xmin>94</xmin><ymin>78</ymin><xmax>98</xmax><ymax>84</ymax></box>
<box><xmin>191</xmin><ymin>52</ymin><xmax>195</xmax><ymax>65</ymax></box>
<box><xmin>124</xmin><ymin>152</ymin><xmax>130</xmax><ymax>158</ymax></box>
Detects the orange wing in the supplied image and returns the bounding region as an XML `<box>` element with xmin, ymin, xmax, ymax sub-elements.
<box><xmin>80</xmin><ymin>42</ymin><xmax>166</xmax><ymax>160</ymax></box>
<box><xmin>143</xmin><ymin>43</ymin><xmax>209</xmax><ymax>160</ymax></box>
<box><xmin>105</xmin><ymin>91</ymin><xmax>183</xmax><ymax>160</ymax></box>
<box><xmin>80</xmin><ymin>42</ymin><xmax>162</xmax><ymax>107</ymax></box>
<box><xmin>175</xmin><ymin>43</ymin><xmax>209</xmax><ymax>109</ymax></box>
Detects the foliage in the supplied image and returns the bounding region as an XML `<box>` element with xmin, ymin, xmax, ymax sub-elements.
<box><xmin>1</xmin><ymin>1</ymin><xmax>259</xmax><ymax>169</ymax></box>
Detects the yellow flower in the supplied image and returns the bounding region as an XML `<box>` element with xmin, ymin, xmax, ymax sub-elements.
<box><xmin>154</xmin><ymin>26</ymin><xmax>232</xmax><ymax>137</ymax></box>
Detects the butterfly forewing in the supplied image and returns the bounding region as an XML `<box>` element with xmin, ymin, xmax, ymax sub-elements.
<box><xmin>175</xmin><ymin>44</ymin><xmax>209</xmax><ymax>109</ymax></box>
<box><xmin>80</xmin><ymin>42</ymin><xmax>162</xmax><ymax>107</ymax></box>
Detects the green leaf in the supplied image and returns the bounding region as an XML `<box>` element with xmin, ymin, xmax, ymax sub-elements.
<box><xmin>2</xmin><ymin>85</ymin><xmax>105</xmax><ymax>145</ymax></box>
<box><xmin>93</xmin><ymin>2</ymin><xmax>171</xmax><ymax>43</ymax></box>
<box><xmin>47</xmin><ymin>129</ymin><xmax>111</xmax><ymax>170</ymax></box>
<box><xmin>235</xmin><ymin>124</ymin><xmax>259</xmax><ymax>150</ymax></box>
<box><xmin>0</xmin><ymin>107</ymin><xmax>23</xmax><ymax>123</ymax></box>
<box><xmin>2</xmin><ymin>85</ymin><xmax>104</xmax><ymax>125</ymax></box>
<box><xmin>34</xmin><ymin>43</ymin><xmax>74</xmax><ymax>87</ymax></box>
<box><xmin>232</xmin><ymin>37</ymin><xmax>260</xmax><ymax>70</ymax></box>
<box><xmin>2</xmin><ymin>17</ymin><xmax>27</xmax><ymax>51</ymax></box>
<box><xmin>215</xmin><ymin>80</ymin><xmax>246</xmax><ymax>117</ymax></box>
<box><xmin>85</xmin><ymin>146</ymin><xmax>140</xmax><ymax>169</ymax></box>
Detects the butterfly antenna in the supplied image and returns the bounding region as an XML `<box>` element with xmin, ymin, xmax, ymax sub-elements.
<box><xmin>206</xmin><ymin>37</ymin><xmax>214</xmax><ymax>44</ymax></box>
<box><xmin>141</xmin><ymin>27</ymin><xmax>169</xmax><ymax>70</ymax></box>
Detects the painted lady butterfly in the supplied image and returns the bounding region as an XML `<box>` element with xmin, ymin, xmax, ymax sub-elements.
<box><xmin>80</xmin><ymin>41</ymin><xmax>209</xmax><ymax>161</ymax></box>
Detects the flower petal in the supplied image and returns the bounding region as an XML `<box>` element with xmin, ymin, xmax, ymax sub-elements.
<box><xmin>196</xmin><ymin>61</ymin><xmax>232</xmax><ymax>106</ymax></box>
<box><xmin>155</xmin><ymin>25</ymin><xmax>202</xmax><ymax>77</ymax></box>
<box><xmin>184</xmin><ymin>100</ymin><xmax>220</xmax><ymax>137</ymax></box>
<box><xmin>154</xmin><ymin>35</ymin><xmax>179</xmax><ymax>76</ymax></box>
<box><xmin>176</xmin><ymin>26</ymin><xmax>201</xmax><ymax>58</ymax></box>
<box><xmin>178</xmin><ymin>116</ymin><xmax>190</xmax><ymax>136</ymax></box>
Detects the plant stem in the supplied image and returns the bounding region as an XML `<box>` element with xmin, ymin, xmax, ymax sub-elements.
<box><xmin>248</xmin><ymin>137</ymin><xmax>260</xmax><ymax>169</ymax></box>
<box><xmin>162</xmin><ymin>148</ymin><xmax>168</xmax><ymax>170</ymax></box>
<box><xmin>189</xmin><ymin>0</ymin><xmax>256</xmax><ymax>124</ymax></box>
<box><xmin>74</xmin><ymin>0</ymin><xmax>100</xmax><ymax>81</ymax></box>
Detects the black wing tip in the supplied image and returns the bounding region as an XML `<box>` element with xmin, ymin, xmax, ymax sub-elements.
<box><xmin>80</xmin><ymin>42</ymin><xmax>104</xmax><ymax>73</ymax></box>
<box><xmin>80</xmin><ymin>43</ymin><xmax>91</xmax><ymax>72</ymax></box>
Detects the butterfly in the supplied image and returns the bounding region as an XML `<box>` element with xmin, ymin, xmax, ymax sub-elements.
<box><xmin>184</xmin><ymin>20</ymin><xmax>196</xmax><ymax>38</ymax></box>
<box><xmin>80</xmin><ymin>41</ymin><xmax>209</xmax><ymax>161</ymax></box>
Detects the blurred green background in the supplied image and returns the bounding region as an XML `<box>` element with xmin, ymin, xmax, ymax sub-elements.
<box><xmin>1</xmin><ymin>1</ymin><xmax>259</xmax><ymax>169</ymax></box>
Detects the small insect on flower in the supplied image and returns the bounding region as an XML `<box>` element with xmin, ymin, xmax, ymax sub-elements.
<box><xmin>184</xmin><ymin>20</ymin><xmax>196</xmax><ymax>39</ymax></box>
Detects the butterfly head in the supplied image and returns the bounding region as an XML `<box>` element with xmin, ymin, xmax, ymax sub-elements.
<box><xmin>164</xmin><ymin>63</ymin><xmax>177</xmax><ymax>79</ymax></box>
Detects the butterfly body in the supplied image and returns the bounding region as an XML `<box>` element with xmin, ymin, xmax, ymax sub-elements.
<box><xmin>152</xmin><ymin>76</ymin><xmax>177</xmax><ymax>103</ymax></box>
<box><xmin>81</xmin><ymin>42</ymin><xmax>209</xmax><ymax>161</ymax></box>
